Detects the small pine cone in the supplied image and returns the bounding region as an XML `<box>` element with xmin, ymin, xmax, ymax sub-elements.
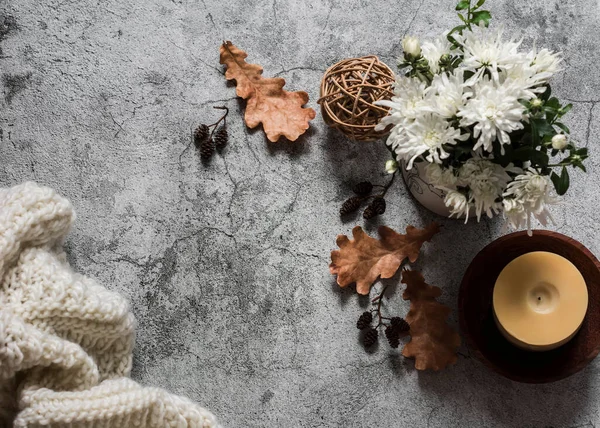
<box><xmin>388</xmin><ymin>336</ymin><xmax>400</xmax><ymax>348</ymax></box>
<box><xmin>371</xmin><ymin>197</ymin><xmax>386</xmax><ymax>215</ymax></box>
<box><xmin>352</xmin><ymin>181</ymin><xmax>373</xmax><ymax>196</ymax></box>
<box><xmin>200</xmin><ymin>138</ymin><xmax>215</xmax><ymax>159</ymax></box>
<box><xmin>363</xmin><ymin>328</ymin><xmax>378</xmax><ymax>348</ymax></box>
<box><xmin>214</xmin><ymin>125</ymin><xmax>228</xmax><ymax>147</ymax></box>
<box><xmin>362</xmin><ymin>205</ymin><xmax>375</xmax><ymax>220</ymax></box>
<box><xmin>385</xmin><ymin>324</ymin><xmax>399</xmax><ymax>340</ymax></box>
<box><xmin>356</xmin><ymin>311</ymin><xmax>373</xmax><ymax>330</ymax></box>
<box><xmin>364</xmin><ymin>197</ymin><xmax>386</xmax><ymax>219</ymax></box>
<box><xmin>194</xmin><ymin>124</ymin><xmax>210</xmax><ymax>145</ymax></box>
<box><xmin>340</xmin><ymin>196</ymin><xmax>362</xmax><ymax>216</ymax></box>
<box><xmin>391</xmin><ymin>317</ymin><xmax>410</xmax><ymax>333</ymax></box>
<box><xmin>384</xmin><ymin>324</ymin><xmax>400</xmax><ymax>343</ymax></box>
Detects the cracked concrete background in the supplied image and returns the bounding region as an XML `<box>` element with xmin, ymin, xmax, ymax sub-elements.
<box><xmin>1</xmin><ymin>0</ymin><xmax>600</xmax><ymax>426</ymax></box>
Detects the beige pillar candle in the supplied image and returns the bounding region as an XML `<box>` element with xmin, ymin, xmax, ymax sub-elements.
<box><xmin>493</xmin><ymin>251</ymin><xmax>588</xmax><ymax>352</ymax></box>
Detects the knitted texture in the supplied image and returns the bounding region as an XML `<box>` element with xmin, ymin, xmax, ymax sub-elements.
<box><xmin>0</xmin><ymin>182</ymin><xmax>219</xmax><ymax>428</ymax></box>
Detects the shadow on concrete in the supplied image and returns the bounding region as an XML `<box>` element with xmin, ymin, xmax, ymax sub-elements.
<box><xmin>415</xmin><ymin>357</ymin><xmax>591</xmax><ymax>427</ymax></box>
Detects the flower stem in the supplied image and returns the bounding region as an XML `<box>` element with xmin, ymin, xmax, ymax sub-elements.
<box><xmin>466</xmin><ymin>1</ymin><xmax>473</xmax><ymax>30</ymax></box>
<box><xmin>380</xmin><ymin>172</ymin><xmax>397</xmax><ymax>198</ymax></box>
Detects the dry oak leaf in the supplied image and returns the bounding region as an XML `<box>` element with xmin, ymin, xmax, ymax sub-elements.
<box><xmin>219</xmin><ymin>41</ymin><xmax>316</xmax><ymax>142</ymax></box>
<box><xmin>329</xmin><ymin>223</ymin><xmax>440</xmax><ymax>295</ymax></box>
<box><xmin>401</xmin><ymin>269</ymin><xmax>461</xmax><ymax>371</ymax></box>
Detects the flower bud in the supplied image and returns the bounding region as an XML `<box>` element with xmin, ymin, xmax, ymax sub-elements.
<box><xmin>402</xmin><ymin>36</ymin><xmax>421</xmax><ymax>58</ymax></box>
<box><xmin>551</xmin><ymin>134</ymin><xmax>568</xmax><ymax>150</ymax></box>
<box><xmin>385</xmin><ymin>159</ymin><xmax>398</xmax><ymax>174</ymax></box>
<box><xmin>531</xmin><ymin>98</ymin><xmax>543</xmax><ymax>108</ymax></box>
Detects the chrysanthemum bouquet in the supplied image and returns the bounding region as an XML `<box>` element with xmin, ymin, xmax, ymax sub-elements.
<box><xmin>377</xmin><ymin>0</ymin><xmax>588</xmax><ymax>231</ymax></box>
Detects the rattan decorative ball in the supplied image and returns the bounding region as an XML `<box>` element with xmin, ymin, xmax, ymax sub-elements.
<box><xmin>318</xmin><ymin>56</ymin><xmax>395</xmax><ymax>142</ymax></box>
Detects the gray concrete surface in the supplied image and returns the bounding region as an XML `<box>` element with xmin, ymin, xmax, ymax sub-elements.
<box><xmin>2</xmin><ymin>0</ymin><xmax>600</xmax><ymax>426</ymax></box>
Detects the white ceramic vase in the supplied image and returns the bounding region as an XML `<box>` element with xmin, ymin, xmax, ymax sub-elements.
<box><xmin>401</xmin><ymin>161</ymin><xmax>452</xmax><ymax>217</ymax></box>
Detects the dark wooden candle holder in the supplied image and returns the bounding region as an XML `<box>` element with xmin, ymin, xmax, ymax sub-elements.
<box><xmin>459</xmin><ymin>230</ymin><xmax>600</xmax><ymax>383</ymax></box>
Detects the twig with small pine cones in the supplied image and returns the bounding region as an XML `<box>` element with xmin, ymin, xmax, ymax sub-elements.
<box><xmin>191</xmin><ymin>106</ymin><xmax>230</xmax><ymax>161</ymax></box>
<box><xmin>340</xmin><ymin>172</ymin><xmax>396</xmax><ymax>220</ymax></box>
<box><xmin>356</xmin><ymin>285</ymin><xmax>410</xmax><ymax>349</ymax></box>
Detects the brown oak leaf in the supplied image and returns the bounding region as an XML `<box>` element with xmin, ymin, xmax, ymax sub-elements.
<box><xmin>329</xmin><ymin>223</ymin><xmax>440</xmax><ymax>295</ymax></box>
<box><xmin>219</xmin><ymin>41</ymin><xmax>316</xmax><ymax>142</ymax></box>
<box><xmin>401</xmin><ymin>269</ymin><xmax>461</xmax><ymax>371</ymax></box>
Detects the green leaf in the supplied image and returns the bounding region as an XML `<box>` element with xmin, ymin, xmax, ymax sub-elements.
<box><xmin>560</xmin><ymin>103</ymin><xmax>573</xmax><ymax>116</ymax></box>
<box><xmin>471</xmin><ymin>10</ymin><xmax>492</xmax><ymax>26</ymax></box>
<box><xmin>532</xmin><ymin>118</ymin><xmax>555</xmax><ymax>137</ymax></box>
<box><xmin>451</xmin><ymin>56</ymin><xmax>463</xmax><ymax>68</ymax></box>
<box><xmin>555</xmin><ymin>122</ymin><xmax>570</xmax><ymax>134</ymax></box>
<box><xmin>518</xmin><ymin>99</ymin><xmax>530</xmax><ymax>108</ymax></box>
<box><xmin>452</xmin><ymin>141</ymin><xmax>473</xmax><ymax>155</ymax></box>
<box><xmin>542</xmin><ymin>134</ymin><xmax>553</xmax><ymax>144</ymax></box>
<box><xmin>458</xmin><ymin>13</ymin><xmax>467</xmax><ymax>22</ymax></box>
<box><xmin>543</xmin><ymin>107</ymin><xmax>557</xmax><ymax>123</ymax></box>
<box><xmin>540</xmin><ymin>85</ymin><xmax>551</xmax><ymax>101</ymax></box>
<box><xmin>449</xmin><ymin>24</ymin><xmax>467</xmax><ymax>34</ymax></box>
<box><xmin>531</xmin><ymin>149</ymin><xmax>549</xmax><ymax>167</ymax></box>
<box><xmin>447</xmin><ymin>25</ymin><xmax>467</xmax><ymax>44</ymax></box>
<box><xmin>572</xmin><ymin>147</ymin><xmax>589</xmax><ymax>159</ymax></box>
<box><xmin>551</xmin><ymin>167</ymin><xmax>570</xmax><ymax>195</ymax></box>
<box><xmin>546</xmin><ymin>97</ymin><xmax>560</xmax><ymax>110</ymax></box>
<box><xmin>475</xmin><ymin>0</ymin><xmax>486</xmax><ymax>8</ymax></box>
<box><xmin>530</xmin><ymin>120</ymin><xmax>540</xmax><ymax>147</ymax></box>
<box><xmin>492</xmin><ymin>140</ymin><xmax>514</xmax><ymax>167</ymax></box>
<box><xmin>513</xmin><ymin>146</ymin><xmax>533</xmax><ymax>161</ymax></box>
<box><xmin>565</xmin><ymin>147</ymin><xmax>588</xmax><ymax>172</ymax></box>
<box><xmin>456</xmin><ymin>0</ymin><xmax>470</xmax><ymax>10</ymax></box>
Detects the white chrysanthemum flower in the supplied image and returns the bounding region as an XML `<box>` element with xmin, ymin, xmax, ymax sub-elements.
<box><xmin>421</xmin><ymin>33</ymin><xmax>452</xmax><ymax>74</ymax></box>
<box><xmin>424</xmin><ymin>70</ymin><xmax>472</xmax><ymax>118</ymax></box>
<box><xmin>459</xmin><ymin>158</ymin><xmax>512</xmax><ymax>220</ymax></box>
<box><xmin>502</xmin><ymin>197</ymin><xmax>528</xmax><ymax>230</ymax></box>
<box><xmin>458</xmin><ymin>77</ymin><xmax>525</xmax><ymax>152</ymax></box>
<box><xmin>503</xmin><ymin>168</ymin><xmax>556</xmax><ymax>233</ymax></box>
<box><xmin>500</xmin><ymin>62</ymin><xmax>546</xmax><ymax>100</ymax></box>
<box><xmin>470</xmin><ymin>181</ymin><xmax>503</xmax><ymax>220</ymax></box>
<box><xmin>375</xmin><ymin>76</ymin><xmax>427</xmax><ymax>132</ymax></box>
<box><xmin>425</xmin><ymin>163</ymin><xmax>459</xmax><ymax>187</ymax></box>
<box><xmin>376</xmin><ymin>76</ymin><xmax>433</xmax><ymax>165</ymax></box>
<box><xmin>396</xmin><ymin>114</ymin><xmax>468</xmax><ymax>168</ymax></box>
<box><xmin>528</xmin><ymin>48</ymin><xmax>562</xmax><ymax>82</ymax></box>
<box><xmin>444</xmin><ymin>190</ymin><xmax>471</xmax><ymax>222</ymax></box>
<box><xmin>457</xmin><ymin>24</ymin><xmax>524</xmax><ymax>83</ymax></box>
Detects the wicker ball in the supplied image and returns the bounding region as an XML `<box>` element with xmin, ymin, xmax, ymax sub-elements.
<box><xmin>318</xmin><ymin>56</ymin><xmax>395</xmax><ymax>142</ymax></box>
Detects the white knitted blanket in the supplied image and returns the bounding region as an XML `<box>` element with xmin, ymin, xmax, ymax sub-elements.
<box><xmin>0</xmin><ymin>182</ymin><xmax>219</xmax><ymax>427</ymax></box>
